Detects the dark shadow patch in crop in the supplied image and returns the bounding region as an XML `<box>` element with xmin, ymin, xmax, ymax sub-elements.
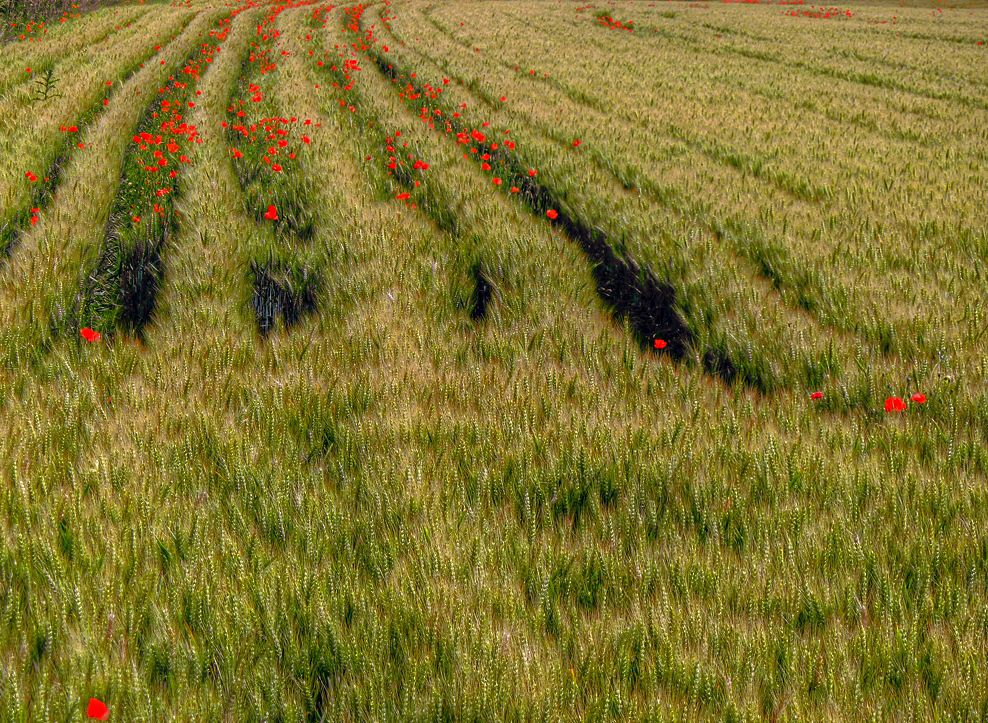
<box><xmin>469</xmin><ymin>260</ymin><xmax>493</xmax><ymax>321</ymax></box>
<box><xmin>703</xmin><ymin>347</ymin><xmax>737</xmax><ymax>385</ymax></box>
<box><xmin>118</xmin><ymin>238</ymin><xmax>165</xmax><ymax>339</ymax></box>
<box><xmin>250</xmin><ymin>258</ymin><xmax>321</xmax><ymax>336</ymax></box>
<box><xmin>79</xmin><ymin>197</ymin><xmax>173</xmax><ymax>343</ymax></box>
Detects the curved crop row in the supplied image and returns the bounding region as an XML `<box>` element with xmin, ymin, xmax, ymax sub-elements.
<box><xmin>1</xmin><ymin>10</ymin><xmax>199</xmax><ymax>265</ymax></box>
<box><xmin>366</xmin><ymin>2</ymin><xmax>988</xmax><ymax>467</ymax></box>
<box><xmin>225</xmin><ymin>9</ymin><xmax>323</xmax><ymax>335</ymax></box>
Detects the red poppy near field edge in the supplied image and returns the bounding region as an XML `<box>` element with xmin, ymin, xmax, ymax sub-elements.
<box><xmin>546</xmin><ymin>209</ymin><xmax>558</xmax><ymax>219</ymax></box>
<box><xmin>87</xmin><ymin>697</ymin><xmax>109</xmax><ymax>720</ymax></box>
<box><xmin>492</xmin><ymin>177</ymin><xmax>501</xmax><ymax>185</ymax></box>
<box><xmin>885</xmin><ymin>397</ymin><xmax>907</xmax><ymax>413</ymax></box>
<box><xmin>810</xmin><ymin>391</ymin><xmax>823</xmax><ymax>400</ymax></box>
<box><xmin>264</xmin><ymin>205</ymin><xmax>278</xmax><ymax>220</ymax></box>
<box><xmin>81</xmin><ymin>328</ymin><xmax>101</xmax><ymax>343</ymax></box>
<box><xmin>654</xmin><ymin>339</ymin><xmax>667</xmax><ymax>349</ymax></box>
<box><xmin>910</xmin><ymin>393</ymin><xmax>926</xmax><ymax>404</ymax></box>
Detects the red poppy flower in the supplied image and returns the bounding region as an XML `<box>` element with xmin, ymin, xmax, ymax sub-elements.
<box><xmin>271</xmin><ymin>164</ymin><xmax>282</xmax><ymax>172</ymax></box>
<box><xmin>492</xmin><ymin>177</ymin><xmax>502</xmax><ymax>185</ymax></box>
<box><xmin>810</xmin><ymin>391</ymin><xmax>823</xmax><ymax>400</ymax></box>
<box><xmin>81</xmin><ymin>328</ymin><xmax>101</xmax><ymax>343</ymax></box>
<box><xmin>232</xmin><ymin>149</ymin><xmax>243</xmax><ymax>158</ymax></box>
<box><xmin>396</xmin><ymin>192</ymin><xmax>411</xmax><ymax>200</ymax></box>
<box><xmin>546</xmin><ymin>209</ymin><xmax>558</xmax><ymax>219</ymax></box>
<box><xmin>264</xmin><ymin>205</ymin><xmax>278</xmax><ymax>220</ymax></box>
<box><xmin>884</xmin><ymin>397</ymin><xmax>906</xmax><ymax>413</ymax></box>
<box><xmin>25</xmin><ymin>172</ymin><xmax>37</xmax><ymax>181</ymax></box>
<box><xmin>573</xmin><ymin>139</ymin><xmax>581</xmax><ymax>147</ymax></box>
<box><xmin>910</xmin><ymin>394</ymin><xmax>926</xmax><ymax>404</ymax></box>
<box><xmin>481</xmin><ymin>163</ymin><xmax>490</xmax><ymax>171</ymax></box>
<box><xmin>87</xmin><ymin>698</ymin><xmax>109</xmax><ymax>720</ymax></box>
<box><xmin>528</xmin><ymin>169</ymin><xmax>537</xmax><ymax>177</ymax></box>
<box><xmin>654</xmin><ymin>339</ymin><xmax>667</xmax><ymax>349</ymax></box>
<box><xmin>499</xmin><ymin>96</ymin><xmax>506</xmax><ymax>102</ymax></box>
<box><xmin>510</xmin><ymin>186</ymin><xmax>519</xmax><ymax>193</ymax></box>
<box><xmin>301</xmin><ymin>135</ymin><xmax>310</xmax><ymax>144</ymax></box>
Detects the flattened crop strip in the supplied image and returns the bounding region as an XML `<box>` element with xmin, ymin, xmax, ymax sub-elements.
<box><xmin>75</xmin><ymin>42</ymin><xmax>210</xmax><ymax>341</ymax></box>
<box><xmin>1</xmin><ymin>11</ymin><xmax>198</xmax><ymax>263</ymax></box>
<box><xmin>226</xmin><ymin>6</ymin><xmax>322</xmax><ymax>336</ymax></box>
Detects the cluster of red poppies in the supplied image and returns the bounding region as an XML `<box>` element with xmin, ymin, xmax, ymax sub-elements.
<box><xmin>787</xmin><ymin>7</ymin><xmax>852</xmax><ymax>19</ymax></box>
<box><xmin>597</xmin><ymin>16</ymin><xmax>635</xmax><ymax>32</ymax></box>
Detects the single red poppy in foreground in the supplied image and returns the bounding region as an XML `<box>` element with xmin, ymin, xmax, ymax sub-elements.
<box><xmin>810</xmin><ymin>391</ymin><xmax>823</xmax><ymax>400</ymax></box>
<box><xmin>885</xmin><ymin>397</ymin><xmax>907</xmax><ymax>413</ymax></box>
<box><xmin>654</xmin><ymin>339</ymin><xmax>667</xmax><ymax>349</ymax></box>
<box><xmin>264</xmin><ymin>205</ymin><xmax>278</xmax><ymax>220</ymax></box>
<box><xmin>87</xmin><ymin>697</ymin><xmax>110</xmax><ymax>720</ymax></box>
<box><xmin>546</xmin><ymin>209</ymin><xmax>558</xmax><ymax>219</ymax></box>
<box><xmin>910</xmin><ymin>393</ymin><xmax>926</xmax><ymax>404</ymax></box>
<box><xmin>81</xmin><ymin>328</ymin><xmax>101</xmax><ymax>343</ymax></box>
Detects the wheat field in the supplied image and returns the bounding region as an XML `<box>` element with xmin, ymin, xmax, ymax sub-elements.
<box><xmin>1</xmin><ymin>0</ymin><xmax>987</xmax><ymax>720</ymax></box>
